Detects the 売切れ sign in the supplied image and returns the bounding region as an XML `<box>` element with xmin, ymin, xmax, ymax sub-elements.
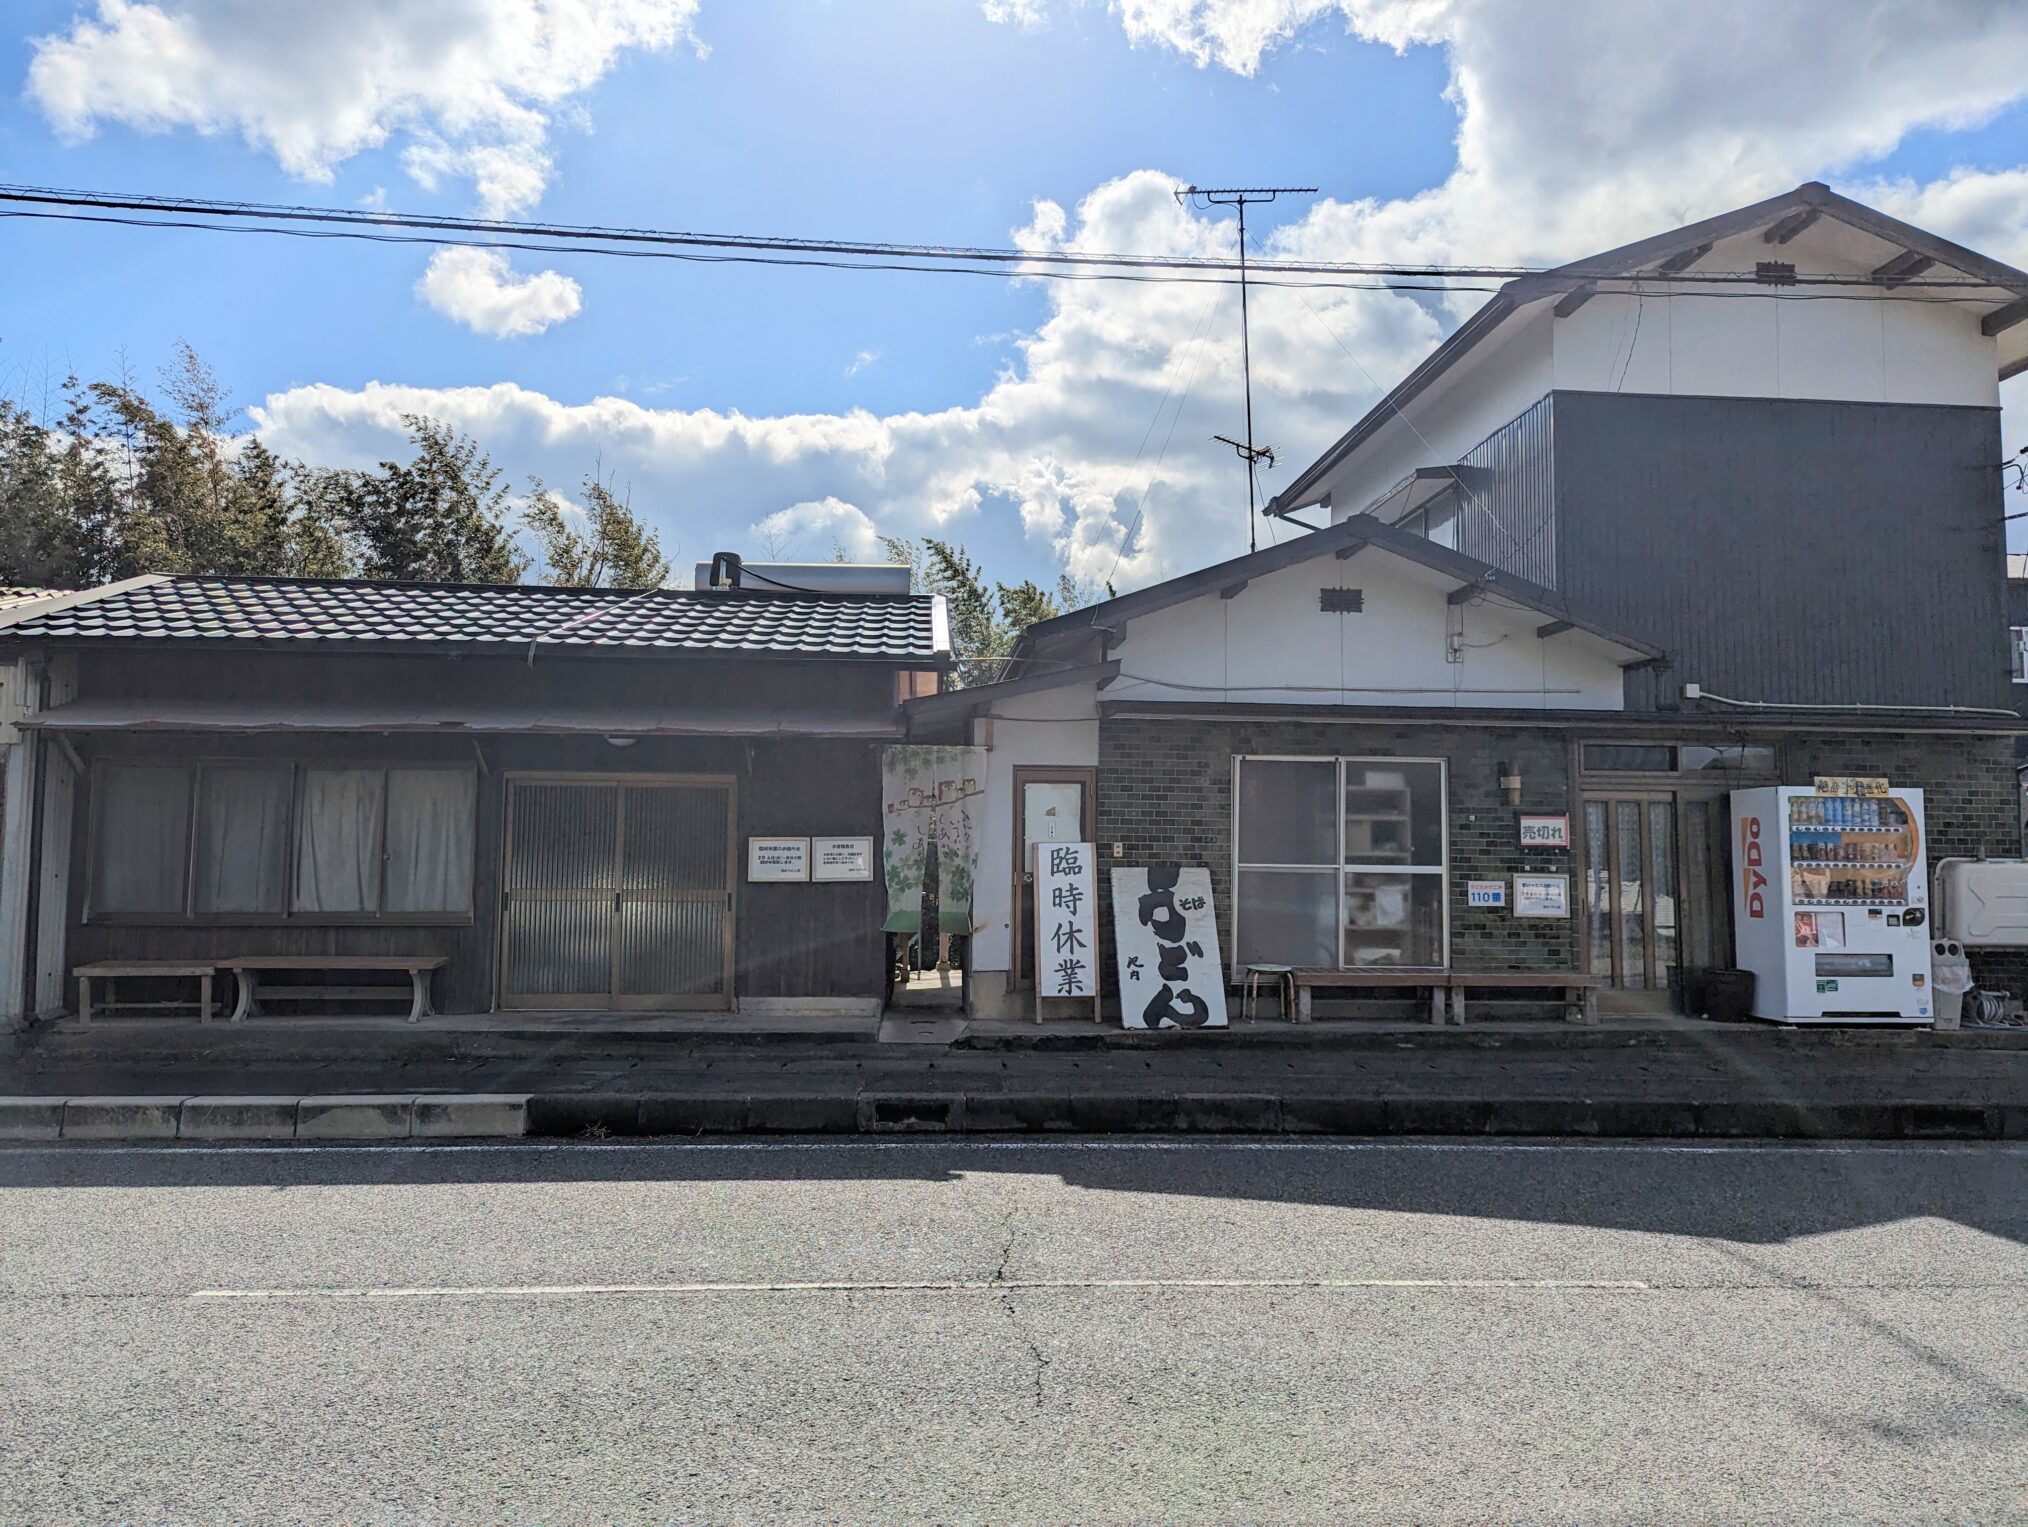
<box><xmin>1518</xmin><ymin>813</ymin><xmax>1571</xmax><ymax>849</ymax></box>
<box><xmin>1033</xmin><ymin>841</ymin><xmax>1099</xmax><ymax>1010</ymax></box>
<box><xmin>1110</xmin><ymin>864</ymin><xmax>1228</xmax><ymax>1030</ymax></box>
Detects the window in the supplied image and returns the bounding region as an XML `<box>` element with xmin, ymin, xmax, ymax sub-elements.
<box><xmin>2012</xmin><ymin>627</ymin><xmax>2028</xmax><ymax>683</ymax></box>
<box><xmin>1234</xmin><ymin>757</ymin><xmax>1448</xmax><ymax>970</ymax></box>
<box><xmin>87</xmin><ymin>761</ymin><xmax>476</xmax><ymax>921</ymax></box>
<box><xmin>1583</xmin><ymin>742</ymin><xmax>1778</xmax><ymax>774</ymax></box>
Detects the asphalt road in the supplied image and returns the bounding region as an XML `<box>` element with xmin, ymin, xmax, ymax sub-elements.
<box><xmin>3</xmin><ymin>1139</ymin><xmax>2027</xmax><ymax>1525</ymax></box>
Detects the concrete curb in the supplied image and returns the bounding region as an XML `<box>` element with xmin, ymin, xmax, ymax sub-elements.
<box><xmin>524</xmin><ymin>1091</ymin><xmax>2028</xmax><ymax>1141</ymax></box>
<box><xmin>0</xmin><ymin>1094</ymin><xmax>530</xmax><ymax>1141</ymax></box>
<box><xmin>11</xmin><ymin>1091</ymin><xmax>2025</xmax><ymax>1144</ymax></box>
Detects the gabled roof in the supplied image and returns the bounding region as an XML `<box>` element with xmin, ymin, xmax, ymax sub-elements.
<box><xmin>0</xmin><ymin>573</ymin><xmax>950</xmax><ymax>665</ymax></box>
<box><xmin>1013</xmin><ymin>512</ymin><xmax>1662</xmax><ymax>668</ymax></box>
<box><xmin>1269</xmin><ymin>181</ymin><xmax>2028</xmax><ymax>517</ymax></box>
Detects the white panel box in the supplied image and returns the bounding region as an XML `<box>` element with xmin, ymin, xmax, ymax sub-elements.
<box><xmin>1934</xmin><ymin>858</ymin><xmax>2028</xmax><ymax>947</ymax></box>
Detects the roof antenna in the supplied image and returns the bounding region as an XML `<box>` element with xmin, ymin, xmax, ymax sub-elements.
<box><xmin>1177</xmin><ymin>183</ymin><xmax>1316</xmax><ymax>553</ymax></box>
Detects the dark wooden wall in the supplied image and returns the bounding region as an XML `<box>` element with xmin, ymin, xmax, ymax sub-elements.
<box><xmin>59</xmin><ymin>648</ymin><xmax>896</xmax><ymax>1012</ymax></box>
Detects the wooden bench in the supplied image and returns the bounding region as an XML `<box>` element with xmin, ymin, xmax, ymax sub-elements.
<box><xmin>1290</xmin><ymin>969</ymin><xmax>1448</xmax><ymax>1025</ymax></box>
<box><xmin>73</xmin><ymin>961</ymin><xmax>217</xmax><ymax>1025</ymax></box>
<box><xmin>1446</xmin><ymin>972</ymin><xmax>1601</xmax><ymax>1027</ymax></box>
<box><xmin>217</xmin><ymin>956</ymin><xmax>450</xmax><ymax>1023</ymax></box>
<box><xmin>1288</xmin><ymin>968</ymin><xmax>1601</xmax><ymax>1026</ymax></box>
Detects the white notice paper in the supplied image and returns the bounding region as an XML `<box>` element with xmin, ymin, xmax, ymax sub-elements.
<box><xmin>1110</xmin><ymin>865</ymin><xmax>1228</xmax><ymax>1030</ymax></box>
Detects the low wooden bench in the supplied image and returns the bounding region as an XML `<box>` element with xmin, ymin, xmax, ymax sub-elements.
<box><xmin>73</xmin><ymin>961</ymin><xmax>217</xmax><ymax>1025</ymax></box>
<box><xmin>1290</xmin><ymin>969</ymin><xmax>1448</xmax><ymax>1025</ymax></box>
<box><xmin>217</xmin><ymin>956</ymin><xmax>450</xmax><ymax>1023</ymax></box>
<box><xmin>1288</xmin><ymin>968</ymin><xmax>1601</xmax><ymax>1025</ymax></box>
<box><xmin>1446</xmin><ymin>972</ymin><xmax>1601</xmax><ymax>1026</ymax></box>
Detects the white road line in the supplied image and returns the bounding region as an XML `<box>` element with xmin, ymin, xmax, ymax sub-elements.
<box><xmin>7</xmin><ymin>1139</ymin><xmax>2023</xmax><ymax>1157</ymax></box>
<box><xmin>190</xmin><ymin>1276</ymin><xmax>1653</xmax><ymax>1300</ymax></box>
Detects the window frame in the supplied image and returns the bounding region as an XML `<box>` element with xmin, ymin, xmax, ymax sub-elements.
<box><xmin>1230</xmin><ymin>754</ymin><xmax>1450</xmax><ymax>974</ymax></box>
<box><xmin>83</xmin><ymin>756</ymin><xmax>479</xmax><ymax>927</ymax></box>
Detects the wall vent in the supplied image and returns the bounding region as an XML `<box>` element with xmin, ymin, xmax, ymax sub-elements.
<box><xmin>1754</xmin><ymin>260</ymin><xmax>1798</xmax><ymax>286</ymax></box>
<box><xmin>1319</xmin><ymin>587</ymin><xmax>1364</xmax><ymax>613</ymax></box>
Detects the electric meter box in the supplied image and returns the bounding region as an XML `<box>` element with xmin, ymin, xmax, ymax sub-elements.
<box><xmin>1934</xmin><ymin>858</ymin><xmax>2028</xmax><ymax>947</ymax></box>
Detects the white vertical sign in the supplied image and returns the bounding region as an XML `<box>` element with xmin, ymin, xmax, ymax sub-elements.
<box><xmin>1110</xmin><ymin>865</ymin><xmax>1228</xmax><ymax>1030</ymax></box>
<box><xmin>1033</xmin><ymin>841</ymin><xmax>1099</xmax><ymax>1009</ymax></box>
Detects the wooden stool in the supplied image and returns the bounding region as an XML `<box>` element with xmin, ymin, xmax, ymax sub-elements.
<box><xmin>1242</xmin><ymin>963</ymin><xmax>1298</xmax><ymax>1022</ymax></box>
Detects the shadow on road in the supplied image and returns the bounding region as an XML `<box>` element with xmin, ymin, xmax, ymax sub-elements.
<box><xmin>5</xmin><ymin>1137</ymin><xmax>2026</xmax><ymax>1249</ymax></box>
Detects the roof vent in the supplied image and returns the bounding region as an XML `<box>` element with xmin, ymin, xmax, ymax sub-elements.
<box><xmin>1319</xmin><ymin>587</ymin><xmax>1364</xmax><ymax>613</ymax></box>
<box><xmin>1755</xmin><ymin>260</ymin><xmax>1798</xmax><ymax>286</ymax></box>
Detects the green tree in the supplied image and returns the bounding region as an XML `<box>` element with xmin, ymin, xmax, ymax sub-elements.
<box><xmin>525</xmin><ymin>473</ymin><xmax>671</xmax><ymax>588</ymax></box>
<box><xmin>875</xmin><ymin>534</ymin><xmax>1107</xmax><ymax>688</ymax></box>
<box><xmin>313</xmin><ymin>414</ymin><xmax>527</xmax><ymax>583</ymax></box>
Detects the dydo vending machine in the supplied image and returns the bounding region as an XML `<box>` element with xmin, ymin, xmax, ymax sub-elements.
<box><xmin>1729</xmin><ymin>782</ymin><xmax>1931</xmax><ymax>1023</ymax></box>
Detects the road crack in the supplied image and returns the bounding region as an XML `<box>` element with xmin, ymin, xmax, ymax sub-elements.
<box><xmin>992</xmin><ymin>1208</ymin><xmax>1051</xmax><ymax>1411</ymax></box>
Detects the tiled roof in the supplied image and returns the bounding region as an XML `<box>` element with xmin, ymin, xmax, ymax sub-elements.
<box><xmin>0</xmin><ymin>587</ymin><xmax>64</xmax><ymax>610</ymax></box>
<box><xmin>1</xmin><ymin>575</ymin><xmax>945</xmax><ymax>662</ymax></box>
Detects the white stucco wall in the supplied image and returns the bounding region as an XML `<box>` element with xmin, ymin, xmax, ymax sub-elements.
<box><xmin>1102</xmin><ymin>544</ymin><xmax>1632</xmax><ymax>710</ymax></box>
<box><xmin>967</xmin><ymin>683</ymin><xmax>1100</xmax><ymax>978</ymax></box>
<box><xmin>1318</xmin><ymin>217</ymin><xmax>2003</xmax><ymax>526</ymax></box>
<box><xmin>1321</xmin><ymin>304</ymin><xmax>1556</xmax><ymax>523</ymax></box>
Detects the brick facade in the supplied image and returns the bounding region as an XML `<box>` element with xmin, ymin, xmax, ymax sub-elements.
<box><xmin>1783</xmin><ymin>729</ymin><xmax>2026</xmax><ymax>992</ymax></box>
<box><xmin>1096</xmin><ymin>714</ymin><xmax>2028</xmax><ymax>1007</ymax></box>
<box><xmin>1097</xmin><ymin>716</ymin><xmax>1579</xmax><ymax>980</ymax></box>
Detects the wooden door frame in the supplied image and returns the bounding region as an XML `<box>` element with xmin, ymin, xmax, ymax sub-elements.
<box><xmin>497</xmin><ymin>771</ymin><xmax>738</xmax><ymax>1011</ymax></box>
<box><xmin>1576</xmin><ymin>789</ymin><xmax>1677</xmax><ymax>1002</ymax></box>
<box><xmin>1010</xmin><ymin>766</ymin><xmax>1097</xmax><ymax>992</ymax></box>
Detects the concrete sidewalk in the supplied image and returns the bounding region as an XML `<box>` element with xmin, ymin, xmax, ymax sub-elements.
<box><xmin>6</xmin><ymin>1015</ymin><xmax>2026</xmax><ymax>1141</ymax></box>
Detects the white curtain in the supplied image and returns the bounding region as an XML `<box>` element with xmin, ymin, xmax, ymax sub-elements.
<box><xmin>293</xmin><ymin>769</ymin><xmax>384</xmax><ymax>913</ymax></box>
<box><xmin>384</xmin><ymin>769</ymin><xmax>475</xmax><ymax>913</ymax></box>
<box><xmin>193</xmin><ymin>766</ymin><xmax>291</xmax><ymax>913</ymax></box>
<box><xmin>91</xmin><ymin>765</ymin><xmax>191</xmax><ymax>914</ymax></box>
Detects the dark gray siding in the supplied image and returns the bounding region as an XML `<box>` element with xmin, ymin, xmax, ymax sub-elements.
<box><xmin>1553</xmin><ymin>392</ymin><xmax>2009</xmax><ymax>710</ymax></box>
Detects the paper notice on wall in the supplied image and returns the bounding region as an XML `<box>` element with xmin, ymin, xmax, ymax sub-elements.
<box><xmin>1034</xmin><ymin>842</ymin><xmax>1098</xmax><ymax>999</ymax></box>
<box><xmin>1110</xmin><ymin>864</ymin><xmax>1228</xmax><ymax>1030</ymax></box>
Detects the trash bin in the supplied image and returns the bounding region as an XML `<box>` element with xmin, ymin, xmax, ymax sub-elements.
<box><xmin>1931</xmin><ymin>939</ymin><xmax>1972</xmax><ymax>1031</ymax></box>
<box><xmin>1699</xmin><ymin>968</ymin><xmax>1756</xmax><ymax>1023</ymax></box>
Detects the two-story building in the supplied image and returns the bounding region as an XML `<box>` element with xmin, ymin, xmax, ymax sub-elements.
<box><xmin>921</xmin><ymin>182</ymin><xmax>2028</xmax><ymax>1018</ymax></box>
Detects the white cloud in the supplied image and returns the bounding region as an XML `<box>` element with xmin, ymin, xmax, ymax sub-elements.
<box><xmin>415</xmin><ymin>248</ymin><xmax>584</xmax><ymax>337</ymax></box>
<box><xmin>26</xmin><ymin>0</ymin><xmax>700</xmax><ymax>215</ymax></box>
<box><xmin>750</xmin><ymin>498</ymin><xmax>884</xmax><ymax>561</ymax></box>
<box><xmin>845</xmin><ymin>349</ymin><xmax>881</xmax><ymax>378</ymax></box>
<box><xmin>257</xmin><ymin>2</ymin><xmax>2028</xmax><ymax>585</ymax></box>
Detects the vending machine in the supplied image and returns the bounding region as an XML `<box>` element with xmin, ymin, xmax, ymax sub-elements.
<box><xmin>1729</xmin><ymin>784</ymin><xmax>1931</xmax><ymax>1023</ymax></box>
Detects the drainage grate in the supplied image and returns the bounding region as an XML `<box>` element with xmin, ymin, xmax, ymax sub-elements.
<box><xmin>859</xmin><ymin>1094</ymin><xmax>964</xmax><ymax>1132</ymax></box>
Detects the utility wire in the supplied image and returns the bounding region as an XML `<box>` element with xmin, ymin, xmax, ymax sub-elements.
<box><xmin>0</xmin><ymin>182</ymin><xmax>2011</xmax><ymax>291</ymax></box>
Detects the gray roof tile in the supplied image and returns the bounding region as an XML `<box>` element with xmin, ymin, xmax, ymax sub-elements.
<box><xmin>3</xmin><ymin>576</ymin><xmax>943</xmax><ymax>662</ymax></box>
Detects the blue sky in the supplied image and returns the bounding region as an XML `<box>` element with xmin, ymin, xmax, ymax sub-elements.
<box><xmin>2</xmin><ymin>1</ymin><xmax>2026</xmax><ymax>586</ymax></box>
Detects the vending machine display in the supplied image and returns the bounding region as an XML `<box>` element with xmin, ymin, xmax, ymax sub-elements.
<box><xmin>1729</xmin><ymin>785</ymin><xmax>1931</xmax><ymax>1023</ymax></box>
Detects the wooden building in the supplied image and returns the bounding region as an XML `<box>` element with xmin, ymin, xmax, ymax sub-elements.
<box><xmin>0</xmin><ymin>568</ymin><xmax>947</xmax><ymax>1024</ymax></box>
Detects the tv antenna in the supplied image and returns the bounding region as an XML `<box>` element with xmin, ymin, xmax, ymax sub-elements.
<box><xmin>1177</xmin><ymin>183</ymin><xmax>1316</xmax><ymax>552</ymax></box>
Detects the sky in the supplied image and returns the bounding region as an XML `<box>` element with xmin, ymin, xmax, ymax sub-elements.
<box><xmin>1</xmin><ymin>0</ymin><xmax>2026</xmax><ymax>590</ymax></box>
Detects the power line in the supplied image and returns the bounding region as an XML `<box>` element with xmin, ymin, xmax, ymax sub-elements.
<box><xmin>0</xmin><ymin>182</ymin><xmax>2010</xmax><ymax>291</ymax></box>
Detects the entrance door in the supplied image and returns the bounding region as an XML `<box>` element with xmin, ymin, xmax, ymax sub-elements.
<box><xmin>501</xmin><ymin>775</ymin><xmax>735</xmax><ymax>1009</ymax></box>
<box><xmin>1582</xmin><ymin>796</ymin><xmax>1680</xmax><ymax>1009</ymax></box>
<box><xmin>1012</xmin><ymin>767</ymin><xmax>1096</xmax><ymax>990</ymax></box>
